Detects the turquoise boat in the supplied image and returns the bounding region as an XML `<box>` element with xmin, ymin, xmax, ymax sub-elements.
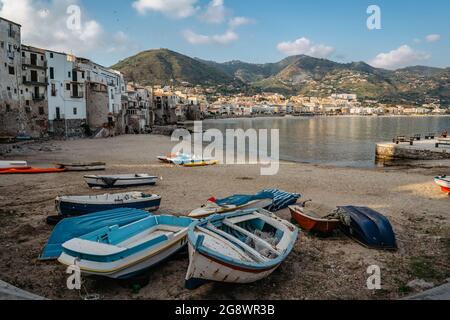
<box><xmin>58</xmin><ymin>215</ymin><xmax>194</xmax><ymax>279</ymax></box>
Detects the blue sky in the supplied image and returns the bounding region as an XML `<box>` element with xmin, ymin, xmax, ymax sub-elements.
<box><xmin>1</xmin><ymin>0</ymin><xmax>449</xmax><ymax>68</ymax></box>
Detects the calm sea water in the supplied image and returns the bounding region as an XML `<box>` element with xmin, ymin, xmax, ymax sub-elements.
<box><xmin>201</xmin><ymin>116</ymin><xmax>450</xmax><ymax>167</ymax></box>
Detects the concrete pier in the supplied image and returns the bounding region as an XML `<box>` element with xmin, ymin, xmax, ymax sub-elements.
<box><xmin>376</xmin><ymin>139</ymin><xmax>450</xmax><ymax>161</ymax></box>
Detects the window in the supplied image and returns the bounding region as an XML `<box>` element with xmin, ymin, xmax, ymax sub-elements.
<box><xmin>8</xmin><ymin>66</ymin><xmax>14</xmax><ymax>75</ymax></box>
<box><xmin>22</xmin><ymin>52</ymin><xmax>25</xmax><ymax>57</ymax></box>
<box><xmin>0</xmin><ymin>41</ymin><xmax>4</xmax><ymax>49</ymax></box>
<box><xmin>68</xmin><ymin>71</ymin><xmax>71</xmax><ymax>78</ymax></box>
<box><xmin>66</xmin><ymin>83</ymin><xmax>70</xmax><ymax>91</ymax></box>
<box><xmin>51</xmin><ymin>83</ymin><xmax>56</xmax><ymax>96</ymax></box>
<box><xmin>6</xmin><ymin>104</ymin><xmax>11</xmax><ymax>112</ymax></box>
<box><xmin>50</xmin><ymin>67</ymin><xmax>54</xmax><ymax>80</ymax></box>
<box><xmin>14</xmin><ymin>89</ymin><xmax>17</xmax><ymax>94</ymax></box>
<box><xmin>50</xmin><ymin>52</ymin><xmax>53</xmax><ymax>58</ymax></box>
<box><xmin>56</xmin><ymin>107</ymin><xmax>61</xmax><ymax>120</ymax></box>
<box><xmin>73</xmin><ymin>108</ymin><xmax>77</xmax><ymax>115</ymax></box>
<box><xmin>7</xmin><ymin>87</ymin><xmax>10</xmax><ymax>91</ymax></box>
<box><xmin>39</xmin><ymin>107</ymin><xmax>45</xmax><ymax>115</ymax></box>
<box><xmin>41</xmin><ymin>55</ymin><xmax>44</xmax><ymax>61</ymax></box>
<box><xmin>26</xmin><ymin>100</ymin><xmax>30</xmax><ymax>106</ymax></box>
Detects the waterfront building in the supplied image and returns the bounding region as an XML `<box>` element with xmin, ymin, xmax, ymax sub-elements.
<box><xmin>46</xmin><ymin>50</ymin><xmax>87</xmax><ymax>137</ymax></box>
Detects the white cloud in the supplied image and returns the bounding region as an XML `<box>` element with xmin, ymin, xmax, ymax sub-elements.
<box><xmin>425</xmin><ymin>34</ymin><xmax>441</xmax><ymax>43</ymax></box>
<box><xmin>229</xmin><ymin>16</ymin><xmax>254</xmax><ymax>29</ymax></box>
<box><xmin>0</xmin><ymin>0</ymin><xmax>132</xmax><ymax>58</ymax></box>
<box><xmin>370</xmin><ymin>45</ymin><xmax>431</xmax><ymax>69</ymax></box>
<box><xmin>277</xmin><ymin>37</ymin><xmax>335</xmax><ymax>58</ymax></box>
<box><xmin>183</xmin><ymin>29</ymin><xmax>238</xmax><ymax>45</ymax></box>
<box><xmin>201</xmin><ymin>0</ymin><xmax>227</xmax><ymax>24</ymax></box>
<box><xmin>132</xmin><ymin>0</ymin><xmax>199</xmax><ymax>19</ymax></box>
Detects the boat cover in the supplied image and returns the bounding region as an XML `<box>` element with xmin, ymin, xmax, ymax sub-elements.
<box><xmin>338</xmin><ymin>206</ymin><xmax>397</xmax><ymax>250</ymax></box>
<box><xmin>262</xmin><ymin>189</ymin><xmax>301</xmax><ymax>212</ymax></box>
<box><xmin>40</xmin><ymin>208</ymin><xmax>152</xmax><ymax>260</ymax></box>
<box><xmin>215</xmin><ymin>191</ymin><xmax>274</xmax><ymax>207</ymax></box>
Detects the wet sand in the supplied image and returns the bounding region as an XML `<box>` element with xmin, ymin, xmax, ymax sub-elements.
<box><xmin>0</xmin><ymin>134</ymin><xmax>449</xmax><ymax>300</ymax></box>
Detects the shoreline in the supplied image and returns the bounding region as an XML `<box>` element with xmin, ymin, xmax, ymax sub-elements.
<box><xmin>0</xmin><ymin>134</ymin><xmax>449</xmax><ymax>300</ymax></box>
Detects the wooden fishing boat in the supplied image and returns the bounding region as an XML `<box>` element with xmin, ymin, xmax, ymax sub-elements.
<box><xmin>289</xmin><ymin>205</ymin><xmax>340</xmax><ymax>235</ymax></box>
<box><xmin>58</xmin><ymin>215</ymin><xmax>193</xmax><ymax>279</ymax></box>
<box><xmin>0</xmin><ymin>160</ymin><xmax>28</xmax><ymax>169</ymax></box>
<box><xmin>189</xmin><ymin>192</ymin><xmax>274</xmax><ymax>219</ymax></box>
<box><xmin>435</xmin><ymin>176</ymin><xmax>450</xmax><ymax>194</ymax></box>
<box><xmin>0</xmin><ymin>167</ymin><xmax>66</xmax><ymax>174</ymax></box>
<box><xmin>56</xmin><ymin>162</ymin><xmax>106</xmax><ymax>172</ymax></box>
<box><xmin>56</xmin><ymin>192</ymin><xmax>162</xmax><ymax>217</ymax></box>
<box><xmin>185</xmin><ymin>209</ymin><xmax>298</xmax><ymax>289</ymax></box>
<box><xmin>84</xmin><ymin>174</ymin><xmax>158</xmax><ymax>188</ymax></box>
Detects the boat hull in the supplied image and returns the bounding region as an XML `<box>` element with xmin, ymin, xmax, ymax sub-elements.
<box><xmin>58</xmin><ymin>232</ymin><xmax>188</xmax><ymax>279</ymax></box>
<box><xmin>84</xmin><ymin>176</ymin><xmax>157</xmax><ymax>188</ymax></box>
<box><xmin>56</xmin><ymin>198</ymin><xmax>161</xmax><ymax>216</ymax></box>
<box><xmin>185</xmin><ymin>243</ymin><xmax>279</xmax><ymax>288</ymax></box>
<box><xmin>0</xmin><ymin>161</ymin><xmax>28</xmax><ymax>169</ymax></box>
<box><xmin>189</xmin><ymin>199</ymin><xmax>273</xmax><ymax>219</ymax></box>
<box><xmin>56</xmin><ymin>163</ymin><xmax>106</xmax><ymax>172</ymax></box>
<box><xmin>0</xmin><ymin>168</ymin><xmax>66</xmax><ymax>174</ymax></box>
<box><xmin>435</xmin><ymin>177</ymin><xmax>450</xmax><ymax>194</ymax></box>
<box><xmin>289</xmin><ymin>206</ymin><xmax>340</xmax><ymax>235</ymax></box>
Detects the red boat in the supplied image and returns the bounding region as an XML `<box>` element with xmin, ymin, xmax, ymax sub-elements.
<box><xmin>0</xmin><ymin>167</ymin><xmax>66</xmax><ymax>174</ymax></box>
<box><xmin>289</xmin><ymin>205</ymin><xmax>340</xmax><ymax>235</ymax></box>
<box><xmin>435</xmin><ymin>176</ymin><xmax>450</xmax><ymax>194</ymax></box>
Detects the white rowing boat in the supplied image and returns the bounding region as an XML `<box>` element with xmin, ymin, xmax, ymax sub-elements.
<box><xmin>84</xmin><ymin>174</ymin><xmax>158</xmax><ymax>188</ymax></box>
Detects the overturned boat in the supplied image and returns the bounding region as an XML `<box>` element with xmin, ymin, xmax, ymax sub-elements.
<box><xmin>56</xmin><ymin>192</ymin><xmax>161</xmax><ymax>217</ymax></box>
<box><xmin>56</xmin><ymin>162</ymin><xmax>106</xmax><ymax>172</ymax></box>
<box><xmin>289</xmin><ymin>205</ymin><xmax>340</xmax><ymax>235</ymax></box>
<box><xmin>189</xmin><ymin>192</ymin><xmax>274</xmax><ymax>219</ymax></box>
<box><xmin>185</xmin><ymin>209</ymin><xmax>298</xmax><ymax>289</ymax></box>
<box><xmin>435</xmin><ymin>176</ymin><xmax>450</xmax><ymax>194</ymax></box>
<box><xmin>336</xmin><ymin>206</ymin><xmax>397</xmax><ymax>250</ymax></box>
<box><xmin>0</xmin><ymin>167</ymin><xmax>66</xmax><ymax>174</ymax></box>
<box><xmin>84</xmin><ymin>174</ymin><xmax>158</xmax><ymax>188</ymax></box>
<box><xmin>58</xmin><ymin>215</ymin><xmax>193</xmax><ymax>279</ymax></box>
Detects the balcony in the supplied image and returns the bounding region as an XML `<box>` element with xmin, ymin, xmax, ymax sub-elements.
<box><xmin>23</xmin><ymin>76</ymin><xmax>48</xmax><ymax>86</ymax></box>
<box><xmin>71</xmin><ymin>92</ymin><xmax>84</xmax><ymax>99</ymax></box>
<box><xmin>8</xmin><ymin>30</ymin><xmax>17</xmax><ymax>39</ymax></box>
<box><xmin>22</xmin><ymin>57</ymin><xmax>47</xmax><ymax>69</ymax></box>
<box><xmin>32</xmin><ymin>93</ymin><xmax>46</xmax><ymax>101</ymax></box>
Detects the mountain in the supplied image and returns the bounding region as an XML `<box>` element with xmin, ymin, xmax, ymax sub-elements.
<box><xmin>112</xmin><ymin>49</ymin><xmax>449</xmax><ymax>105</ymax></box>
<box><xmin>111</xmin><ymin>49</ymin><xmax>240</xmax><ymax>87</ymax></box>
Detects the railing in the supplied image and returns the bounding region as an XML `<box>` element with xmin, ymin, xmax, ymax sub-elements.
<box><xmin>7</xmin><ymin>51</ymin><xmax>14</xmax><ymax>59</ymax></box>
<box><xmin>32</xmin><ymin>93</ymin><xmax>46</xmax><ymax>101</ymax></box>
<box><xmin>71</xmin><ymin>92</ymin><xmax>84</xmax><ymax>99</ymax></box>
<box><xmin>23</xmin><ymin>76</ymin><xmax>48</xmax><ymax>86</ymax></box>
<box><xmin>22</xmin><ymin>57</ymin><xmax>47</xmax><ymax>69</ymax></box>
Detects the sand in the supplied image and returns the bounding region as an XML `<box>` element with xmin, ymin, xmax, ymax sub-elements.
<box><xmin>0</xmin><ymin>134</ymin><xmax>449</xmax><ymax>300</ymax></box>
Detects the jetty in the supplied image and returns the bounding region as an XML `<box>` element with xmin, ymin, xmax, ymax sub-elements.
<box><xmin>376</xmin><ymin>139</ymin><xmax>450</xmax><ymax>161</ymax></box>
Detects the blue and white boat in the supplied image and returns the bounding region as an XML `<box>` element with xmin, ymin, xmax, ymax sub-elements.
<box><xmin>58</xmin><ymin>215</ymin><xmax>193</xmax><ymax>279</ymax></box>
<box><xmin>185</xmin><ymin>209</ymin><xmax>298</xmax><ymax>289</ymax></box>
<box><xmin>56</xmin><ymin>192</ymin><xmax>161</xmax><ymax>217</ymax></box>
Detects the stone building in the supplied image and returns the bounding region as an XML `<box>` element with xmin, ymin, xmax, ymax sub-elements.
<box><xmin>0</xmin><ymin>17</ymin><xmax>24</xmax><ymax>137</ymax></box>
<box><xmin>153</xmin><ymin>87</ymin><xmax>177</xmax><ymax>125</ymax></box>
<box><xmin>77</xmin><ymin>58</ymin><xmax>125</xmax><ymax>135</ymax></box>
<box><xmin>20</xmin><ymin>45</ymin><xmax>48</xmax><ymax>137</ymax></box>
<box><xmin>124</xmin><ymin>83</ymin><xmax>153</xmax><ymax>133</ymax></box>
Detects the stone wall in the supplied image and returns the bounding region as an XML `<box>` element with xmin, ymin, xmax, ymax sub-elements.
<box><xmin>86</xmin><ymin>83</ymin><xmax>110</xmax><ymax>130</ymax></box>
<box><xmin>376</xmin><ymin>143</ymin><xmax>450</xmax><ymax>161</ymax></box>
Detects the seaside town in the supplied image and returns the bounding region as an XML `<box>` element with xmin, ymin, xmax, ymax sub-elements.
<box><xmin>0</xmin><ymin>5</ymin><xmax>449</xmax><ymax>305</ymax></box>
<box><xmin>1</xmin><ymin>16</ymin><xmax>449</xmax><ymax>140</ymax></box>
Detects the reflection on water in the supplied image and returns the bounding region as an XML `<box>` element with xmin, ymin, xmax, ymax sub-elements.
<box><xmin>202</xmin><ymin>116</ymin><xmax>450</xmax><ymax>167</ymax></box>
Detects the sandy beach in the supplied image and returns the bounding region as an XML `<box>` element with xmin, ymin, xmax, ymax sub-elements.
<box><xmin>0</xmin><ymin>134</ymin><xmax>449</xmax><ymax>300</ymax></box>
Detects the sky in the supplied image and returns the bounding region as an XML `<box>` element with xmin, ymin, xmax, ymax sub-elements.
<box><xmin>0</xmin><ymin>0</ymin><xmax>449</xmax><ymax>69</ymax></box>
